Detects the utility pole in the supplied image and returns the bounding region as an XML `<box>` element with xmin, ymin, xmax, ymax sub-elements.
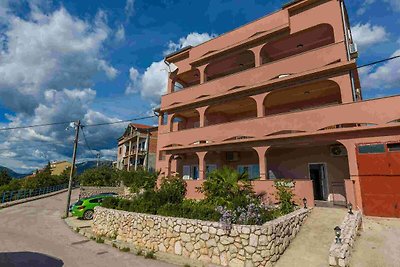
<box><xmin>65</xmin><ymin>120</ymin><xmax>80</xmax><ymax>218</ymax></box>
<box><xmin>96</xmin><ymin>153</ymin><xmax>101</xmax><ymax>167</ymax></box>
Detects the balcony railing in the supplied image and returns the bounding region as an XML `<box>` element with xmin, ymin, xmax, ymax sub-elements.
<box><xmin>161</xmin><ymin>42</ymin><xmax>347</xmax><ymax>109</ymax></box>
<box><xmin>158</xmin><ymin>95</ymin><xmax>400</xmax><ymax>148</ymax></box>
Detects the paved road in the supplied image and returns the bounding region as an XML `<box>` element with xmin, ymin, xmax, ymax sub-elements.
<box><xmin>275</xmin><ymin>207</ymin><xmax>347</xmax><ymax>267</ymax></box>
<box><xmin>0</xmin><ymin>190</ymin><xmax>175</xmax><ymax>267</ymax></box>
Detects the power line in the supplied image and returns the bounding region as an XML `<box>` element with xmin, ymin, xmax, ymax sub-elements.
<box><xmin>0</xmin><ymin>121</ymin><xmax>74</xmax><ymax>132</ymax></box>
<box><xmin>83</xmin><ymin>115</ymin><xmax>157</xmax><ymax>127</ymax></box>
<box><xmin>80</xmin><ymin>126</ymin><xmax>98</xmax><ymax>158</ymax></box>
<box><xmin>358</xmin><ymin>55</ymin><xmax>400</xmax><ymax>69</ymax></box>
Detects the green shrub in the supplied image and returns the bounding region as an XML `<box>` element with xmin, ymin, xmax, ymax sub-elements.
<box><xmin>78</xmin><ymin>166</ymin><xmax>119</xmax><ymax>187</ymax></box>
<box><xmin>274</xmin><ymin>180</ymin><xmax>295</xmax><ymax>215</ymax></box>
<box><xmin>120</xmin><ymin>247</ymin><xmax>130</xmax><ymax>252</ymax></box>
<box><xmin>157</xmin><ymin>176</ymin><xmax>186</xmax><ymax>204</ymax></box>
<box><xmin>102</xmin><ymin>197</ymin><xmax>120</xmax><ymax>209</ymax></box>
<box><xmin>119</xmin><ymin>169</ymin><xmax>158</xmax><ymax>193</ymax></box>
<box><xmin>135</xmin><ymin>249</ymin><xmax>143</xmax><ymax>256</ymax></box>
<box><xmin>144</xmin><ymin>250</ymin><xmax>156</xmax><ymax>259</ymax></box>
<box><xmin>96</xmin><ymin>237</ymin><xmax>105</xmax><ymax>243</ymax></box>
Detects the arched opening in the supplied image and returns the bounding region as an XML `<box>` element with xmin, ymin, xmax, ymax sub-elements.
<box><xmin>266</xmin><ymin>130</ymin><xmax>306</xmax><ymax>136</ymax></box>
<box><xmin>205</xmin><ymin>97</ymin><xmax>257</xmax><ymax>126</ymax></box>
<box><xmin>266</xmin><ymin>142</ymin><xmax>349</xmax><ymax>205</ymax></box>
<box><xmin>174</xmin><ymin>153</ymin><xmax>199</xmax><ymax>180</ymax></box>
<box><xmin>264</xmin><ymin>80</ymin><xmax>341</xmax><ymax>115</ymax></box>
<box><xmin>260</xmin><ymin>24</ymin><xmax>335</xmax><ymax>64</ymax></box>
<box><xmin>170</xmin><ymin>109</ymin><xmax>200</xmax><ymax>132</ymax></box>
<box><xmin>173</xmin><ymin>69</ymin><xmax>200</xmax><ymax>92</ymax></box>
<box><xmin>205</xmin><ymin>50</ymin><xmax>255</xmax><ymax>81</ymax></box>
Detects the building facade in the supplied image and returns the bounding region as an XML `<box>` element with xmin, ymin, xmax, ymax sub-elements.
<box><xmin>116</xmin><ymin>124</ymin><xmax>158</xmax><ymax>172</ymax></box>
<box><xmin>50</xmin><ymin>161</ymin><xmax>72</xmax><ymax>175</ymax></box>
<box><xmin>156</xmin><ymin>0</ymin><xmax>400</xmax><ymax>217</ymax></box>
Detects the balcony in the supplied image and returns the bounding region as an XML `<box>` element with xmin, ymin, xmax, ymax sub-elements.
<box><xmin>158</xmin><ymin>95</ymin><xmax>400</xmax><ymax>149</ymax></box>
<box><xmin>161</xmin><ymin>41</ymin><xmax>347</xmax><ymax>109</ymax></box>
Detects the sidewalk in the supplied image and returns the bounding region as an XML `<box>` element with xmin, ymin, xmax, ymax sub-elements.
<box><xmin>275</xmin><ymin>207</ymin><xmax>347</xmax><ymax>267</ymax></box>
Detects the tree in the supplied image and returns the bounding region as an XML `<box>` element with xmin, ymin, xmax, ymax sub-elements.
<box><xmin>78</xmin><ymin>166</ymin><xmax>119</xmax><ymax>186</ymax></box>
<box><xmin>0</xmin><ymin>169</ymin><xmax>12</xmax><ymax>187</ymax></box>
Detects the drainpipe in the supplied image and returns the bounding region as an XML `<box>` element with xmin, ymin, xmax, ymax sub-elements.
<box><xmin>340</xmin><ymin>0</ymin><xmax>357</xmax><ymax>101</ymax></box>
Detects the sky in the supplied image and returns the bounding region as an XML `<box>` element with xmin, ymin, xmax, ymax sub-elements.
<box><xmin>0</xmin><ymin>0</ymin><xmax>399</xmax><ymax>173</ymax></box>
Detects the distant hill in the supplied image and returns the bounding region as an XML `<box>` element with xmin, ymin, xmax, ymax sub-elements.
<box><xmin>0</xmin><ymin>166</ymin><xmax>29</xmax><ymax>179</ymax></box>
<box><xmin>76</xmin><ymin>160</ymin><xmax>113</xmax><ymax>175</ymax></box>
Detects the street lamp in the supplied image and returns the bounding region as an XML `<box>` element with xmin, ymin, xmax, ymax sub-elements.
<box><xmin>347</xmin><ymin>202</ymin><xmax>354</xmax><ymax>215</ymax></box>
<box><xmin>334</xmin><ymin>226</ymin><xmax>342</xmax><ymax>244</ymax></box>
<box><xmin>302</xmin><ymin>197</ymin><xmax>307</xmax><ymax>209</ymax></box>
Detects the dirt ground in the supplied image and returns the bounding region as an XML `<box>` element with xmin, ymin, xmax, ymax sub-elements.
<box><xmin>350</xmin><ymin>216</ymin><xmax>400</xmax><ymax>267</ymax></box>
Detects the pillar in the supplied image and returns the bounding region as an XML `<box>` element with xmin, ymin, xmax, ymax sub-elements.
<box><xmin>197</xmin><ymin>65</ymin><xmax>208</xmax><ymax>84</ymax></box>
<box><xmin>249</xmin><ymin>44</ymin><xmax>264</xmax><ymax>67</ymax></box>
<box><xmin>134</xmin><ymin>134</ymin><xmax>140</xmax><ymax>171</ymax></box>
<box><xmin>165</xmin><ymin>154</ymin><xmax>172</xmax><ymax>178</ymax></box>
<box><xmin>339</xmin><ymin>140</ymin><xmax>363</xmax><ymax>211</ymax></box>
<box><xmin>196</xmin><ymin>106</ymin><xmax>208</xmax><ymax>127</ymax></box>
<box><xmin>250</xmin><ymin>92</ymin><xmax>269</xmax><ymax>118</ymax></box>
<box><xmin>196</xmin><ymin>151</ymin><xmax>207</xmax><ymax>180</ymax></box>
<box><xmin>253</xmin><ymin>146</ymin><xmax>270</xmax><ymax>180</ymax></box>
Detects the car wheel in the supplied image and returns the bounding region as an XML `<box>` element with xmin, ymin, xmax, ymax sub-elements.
<box><xmin>83</xmin><ymin>209</ymin><xmax>94</xmax><ymax>220</ymax></box>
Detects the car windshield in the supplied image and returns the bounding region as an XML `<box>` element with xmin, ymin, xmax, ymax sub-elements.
<box><xmin>75</xmin><ymin>200</ymin><xmax>83</xmax><ymax>205</ymax></box>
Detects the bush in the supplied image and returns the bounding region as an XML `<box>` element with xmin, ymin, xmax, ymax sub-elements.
<box><xmin>78</xmin><ymin>166</ymin><xmax>119</xmax><ymax>187</ymax></box>
<box><xmin>274</xmin><ymin>180</ymin><xmax>295</xmax><ymax>215</ymax></box>
<box><xmin>157</xmin><ymin>176</ymin><xmax>186</xmax><ymax>204</ymax></box>
<box><xmin>0</xmin><ymin>170</ymin><xmax>12</xmax><ymax>187</ymax></box>
<box><xmin>119</xmin><ymin>169</ymin><xmax>157</xmax><ymax>193</ymax></box>
<box><xmin>102</xmin><ymin>196</ymin><xmax>120</xmax><ymax>209</ymax></box>
<box><xmin>157</xmin><ymin>200</ymin><xmax>220</xmax><ymax>221</ymax></box>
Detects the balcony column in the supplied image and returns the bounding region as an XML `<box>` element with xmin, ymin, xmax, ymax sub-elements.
<box><xmin>338</xmin><ymin>140</ymin><xmax>363</xmax><ymax>211</ymax></box>
<box><xmin>249</xmin><ymin>44</ymin><xmax>264</xmax><ymax>67</ymax></box>
<box><xmin>167</xmin><ymin>113</ymin><xmax>174</xmax><ymax>132</ymax></box>
<box><xmin>196</xmin><ymin>106</ymin><xmax>209</xmax><ymax>127</ymax></box>
<box><xmin>253</xmin><ymin>146</ymin><xmax>270</xmax><ymax>180</ymax></box>
<box><xmin>196</xmin><ymin>151</ymin><xmax>207</xmax><ymax>180</ymax></box>
<box><xmin>197</xmin><ymin>64</ymin><xmax>208</xmax><ymax>84</ymax></box>
<box><xmin>250</xmin><ymin>92</ymin><xmax>270</xmax><ymax>118</ymax></box>
<box><xmin>167</xmin><ymin>72</ymin><xmax>177</xmax><ymax>93</ymax></box>
<box><xmin>165</xmin><ymin>154</ymin><xmax>172</xmax><ymax>178</ymax></box>
<box><xmin>127</xmin><ymin>140</ymin><xmax>132</xmax><ymax>171</ymax></box>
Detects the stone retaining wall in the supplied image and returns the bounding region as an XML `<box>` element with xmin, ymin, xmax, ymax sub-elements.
<box><xmin>329</xmin><ymin>211</ymin><xmax>362</xmax><ymax>267</ymax></box>
<box><xmin>93</xmin><ymin>206</ymin><xmax>310</xmax><ymax>267</ymax></box>
<box><xmin>79</xmin><ymin>186</ymin><xmax>124</xmax><ymax>199</ymax></box>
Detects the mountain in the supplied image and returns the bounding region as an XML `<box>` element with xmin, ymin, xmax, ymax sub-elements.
<box><xmin>75</xmin><ymin>160</ymin><xmax>113</xmax><ymax>175</ymax></box>
<box><xmin>0</xmin><ymin>166</ymin><xmax>29</xmax><ymax>179</ymax></box>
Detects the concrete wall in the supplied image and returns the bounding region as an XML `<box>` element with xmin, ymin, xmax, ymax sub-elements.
<box><xmin>93</xmin><ymin>207</ymin><xmax>310</xmax><ymax>267</ymax></box>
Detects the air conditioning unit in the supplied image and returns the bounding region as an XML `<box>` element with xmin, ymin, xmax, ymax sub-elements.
<box><xmin>330</xmin><ymin>145</ymin><xmax>347</xmax><ymax>157</ymax></box>
<box><xmin>226</xmin><ymin>152</ymin><xmax>240</xmax><ymax>162</ymax></box>
<box><xmin>349</xmin><ymin>43</ymin><xmax>358</xmax><ymax>59</ymax></box>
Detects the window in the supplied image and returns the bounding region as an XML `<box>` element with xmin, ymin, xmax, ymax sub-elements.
<box><xmin>158</xmin><ymin>151</ymin><xmax>166</xmax><ymax>161</ymax></box>
<box><xmin>358</xmin><ymin>144</ymin><xmax>385</xmax><ymax>154</ymax></box>
<box><xmin>388</xmin><ymin>143</ymin><xmax>400</xmax><ymax>152</ymax></box>
<box><xmin>89</xmin><ymin>198</ymin><xmax>100</xmax><ymax>204</ymax></box>
<box><xmin>183</xmin><ymin>165</ymin><xmax>199</xmax><ymax>180</ymax></box>
<box><xmin>206</xmin><ymin>164</ymin><xmax>217</xmax><ymax>176</ymax></box>
<box><xmin>238</xmin><ymin>164</ymin><xmax>260</xmax><ymax>180</ymax></box>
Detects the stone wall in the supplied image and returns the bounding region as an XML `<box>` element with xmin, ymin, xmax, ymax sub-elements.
<box><xmin>93</xmin><ymin>207</ymin><xmax>309</xmax><ymax>267</ymax></box>
<box><xmin>79</xmin><ymin>186</ymin><xmax>124</xmax><ymax>199</ymax></box>
<box><xmin>329</xmin><ymin>211</ymin><xmax>362</xmax><ymax>267</ymax></box>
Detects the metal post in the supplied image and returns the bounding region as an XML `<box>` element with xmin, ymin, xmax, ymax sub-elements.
<box><xmin>65</xmin><ymin>120</ymin><xmax>80</xmax><ymax>218</ymax></box>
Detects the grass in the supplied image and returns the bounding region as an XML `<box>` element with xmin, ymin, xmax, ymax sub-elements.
<box><xmin>112</xmin><ymin>243</ymin><xmax>117</xmax><ymax>248</ymax></box>
<box><xmin>96</xmin><ymin>237</ymin><xmax>105</xmax><ymax>244</ymax></box>
<box><xmin>144</xmin><ymin>250</ymin><xmax>156</xmax><ymax>259</ymax></box>
<box><xmin>120</xmin><ymin>247</ymin><xmax>130</xmax><ymax>252</ymax></box>
<box><xmin>135</xmin><ymin>249</ymin><xmax>143</xmax><ymax>256</ymax></box>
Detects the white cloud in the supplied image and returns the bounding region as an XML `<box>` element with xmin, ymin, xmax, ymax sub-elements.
<box><xmin>351</xmin><ymin>23</ymin><xmax>388</xmax><ymax>50</ymax></box>
<box><xmin>115</xmin><ymin>24</ymin><xmax>125</xmax><ymax>42</ymax></box>
<box><xmin>0</xmin><ymin>7</ymin><xmax>117</xmax><ymax>114</ymax></box>
<box><xmin>384</xmin><ymin>0</ymin><xmax>400</xmax><ymax>11</ymax></box>
<box><xmin>0</xmin><ymin>5</ymin><xmax>124</xmax><ymax>172</ymax></box>
<box><xmin>359</xmin><ymin>49</ymin><xmax>400</xmax><ymax>90</ymax></box>
<box><xmin>126</xmin><ymin>32</ymin><xmax>216</xmax><ymax>104</ymax></box>
<box><xmin>357</xmin><ymin>0</ymin><xmax>376</xmax><ymax>15</ymax></box>
<box><xmin>125</xmin><ymin>0</ymin><xmax>135</xmax><ymax>22</ymax></box>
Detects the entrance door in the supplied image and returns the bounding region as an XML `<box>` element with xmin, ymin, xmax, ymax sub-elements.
<box><xmin>309</xmin><ymin>163</ymin><xmax>327</xmax><ymax>200</ymax></box>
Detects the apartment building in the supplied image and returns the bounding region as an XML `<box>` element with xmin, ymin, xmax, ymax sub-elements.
<box><xmin>156</xmin><ymin>0</ymin><xmax>400</xmax><ymax>217</ymax></box>
<box><xmin>116</xmin><ymin>123</ymin><xmax>158</xmax><ymax>172</ymax></box>
<box><xmin>50</xmin><ymin>161</ymin><xmax>72</xmax><ymax>175</ymax></box>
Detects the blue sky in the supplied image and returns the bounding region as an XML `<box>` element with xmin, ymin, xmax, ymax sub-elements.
<box><xmin>0</xmin><ymin>0</ymin><xmax>399</xmax><ymax>172</ymax></box>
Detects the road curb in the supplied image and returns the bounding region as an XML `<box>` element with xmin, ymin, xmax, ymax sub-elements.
<box><xmin>0</xmin><ymin>189</ymin><xmax>69</xmax><ymax>209</ymax></box>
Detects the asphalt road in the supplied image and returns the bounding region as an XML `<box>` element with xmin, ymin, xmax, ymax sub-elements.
<box><xmin>0</xmin><ymin>189</ymin><xmax>175</xmax><ymax>267</ymax></box>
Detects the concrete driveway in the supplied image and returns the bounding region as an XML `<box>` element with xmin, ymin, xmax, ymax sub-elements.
<box><xmin>0</xmin><ymin>189</ymin><xmax>176</xmax><ymax>267</ymax></box>
<box><xmin>350</xmin><ymin>216</ymin><xmax>400</xmax><ymax>267</ymax></box>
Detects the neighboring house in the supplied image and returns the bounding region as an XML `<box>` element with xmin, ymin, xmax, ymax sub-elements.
<box><xmin>116</xmin><ymin>123</ymin><xmax>158</xmax><ymax>172</ymax></box>
<box><xmin>50</xmin><ymin>161</ymin><xmax>72</xmax><ymax>175</ymax></box>
<box><xmin>156</xmin><ymin>0</ymin><xmax>400</xmax><ymax>218</ymax></box>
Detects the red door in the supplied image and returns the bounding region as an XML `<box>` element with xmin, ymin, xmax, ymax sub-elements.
<box><xmin>357</xmin><ymin>142</ymin><xmax>400</xmax><ymax>218</ymax></box>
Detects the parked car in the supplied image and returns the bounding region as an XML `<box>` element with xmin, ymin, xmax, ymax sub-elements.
<box><xmin>70</xmin><ymin>193</ymin><xmax>116</xmax><ymax>220</ymax></box>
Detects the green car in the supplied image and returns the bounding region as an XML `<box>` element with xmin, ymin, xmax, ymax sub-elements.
<box><xmin>70</xmin><ymin>193</ymin><xmax>116</xmax><ymax>220</ymax></box>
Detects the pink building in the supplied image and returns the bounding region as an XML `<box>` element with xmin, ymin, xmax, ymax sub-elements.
<box><xmin>156</xmin><ymin>0</ymin><xmax>400</xmax><ymax>217</ymax></box>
